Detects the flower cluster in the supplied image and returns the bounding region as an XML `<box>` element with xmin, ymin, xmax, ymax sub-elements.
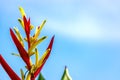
<box><xmin>0</xmin><ymin>6</ymin><xmax>72</xmax><ymax>80</ymax></box>
<box><xmin>0</xmin><ymin>7</ymin><xmax>54</xmax><ymax>80</ymax></box>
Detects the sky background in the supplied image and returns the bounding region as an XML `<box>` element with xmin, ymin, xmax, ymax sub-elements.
<box><xmin>0</xmin><ymin>0</ymin><xmax>120</xmax><ymax>80</ymax></box>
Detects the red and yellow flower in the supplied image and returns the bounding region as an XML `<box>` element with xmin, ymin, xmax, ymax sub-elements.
<box><xmin>0</xmin><ymin>7</ymin><xmax>54</xmax><ymax>80</ymax></box>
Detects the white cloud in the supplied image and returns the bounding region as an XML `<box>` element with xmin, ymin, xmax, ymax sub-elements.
<box><xmin>46</xmin><ymin>13</ymin><xmax>120</xmax><ymax>42</ymax></box>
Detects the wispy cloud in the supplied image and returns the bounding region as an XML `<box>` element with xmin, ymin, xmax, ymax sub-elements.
<box><xmin>46</xmin><ymin>13</ymin><xmax>120</xmax><ymax>42</ymax></box>
<box><xmin>42</xmin><ymin>0</ymin><xmax>120</xmax><ymax>42</ymax></box>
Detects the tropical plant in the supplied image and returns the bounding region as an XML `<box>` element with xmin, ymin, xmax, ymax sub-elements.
<box><xmin>0</xmin><ymin>7</ymin><xmax>54</xmax><ymax>80</ymax></box>
<box><xmin>0</xmin><ymin>7</ymin><xmax>72</xmax><ymax>80</ymax></box>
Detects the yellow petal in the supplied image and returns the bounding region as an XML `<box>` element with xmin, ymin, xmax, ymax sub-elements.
<box><xmin>33</xmin><ymin>20</ymin><xmax>46</xmax><ymax>40</ymax></box>
<box><xmin>35</xmin><ymin>48</ymin><xmax>39</xmax><ymax>66</ymax></box>
<box><xmin>36</xmin><ymin>49</ymin><xmax>50</xmax><ymax>69</ymax></box>
<box><xmin>13</xmin><ymin>27</ymin><xmax>24</xmax><ymax>46</ymax></box>
<box><xmin>28</xmin><ymin>36</ymin><xmax>47</xmax><ymax>53</ymax></box>
<box><xmin>13</xmin><ymin>27</ymin><xmax>23</xmax><ymax>41</ymax></box>
<box><xmin>18</xmin><ymin>18</ymin><xmax>24</xmax><ymax>29</ymax></box>
<box><xmin>19</xmin><ymin>7</ymin><xmax>26</xmax><ymax>17</ymax></box>
<box><xmin>30</xmin><ymin>59</ymin><xmax>33</xmax><ymax>66</ymax></box>
<box><xmin>20</xmin><ymin>69</ymin><xmax>25</xmax><ymax>80</ymax></box>
<box><xmin>26</xmin><ymin>72</ymin><xmax>31</xmax><ymax>80</ymax></box>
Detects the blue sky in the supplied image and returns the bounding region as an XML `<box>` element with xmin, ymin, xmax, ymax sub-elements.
<box><xmin>0</xmin><ymin>0</ymin><xmax>120</xmax><ymax>80</ymax></box>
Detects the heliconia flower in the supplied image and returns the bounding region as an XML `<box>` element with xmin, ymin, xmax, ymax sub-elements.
<box><xmin>0</xmin><ymin>6</ymin><xmax>56</xmax><ymax>80</ymax></box>
<box><xmin>23</xmin><ymin>16</ymin><xmax>31</xmax><ymax>49</ymax></box>
<box><xmin>33</xmin><ymin>35</ymin><xmax>55</xmax><ymax>78</ymax></box>
<box><xmin>61</xmin><ymin>66</ymin><xmax>72</xmax><ymax>80</ymax></box>
<box><xmin>0</xmin><ymin>54</ymin><xmax>21</xmax><ymax>80</ymax></box>
<box><xmin>10</xmin><ymin>28</ymin><xmax>31</xmax><ymax>70</ymax></box>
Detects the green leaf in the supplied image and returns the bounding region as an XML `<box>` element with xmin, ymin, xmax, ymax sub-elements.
<box><xmin>11</xmin><ymin>53</ymin><xmax>20</xmax><ymax>57</ymax></box>
<box><xmin>38</xmin><ymin>73</ymin><xmax>45</xmax><ymax>80</ymax></box>
<box><xmin>61</xmin><ymin>66</ymin><xmax>72</xmax><ymax>80</ymax></box>
<box><xmin>20</xmin><ymin>69</ymin><xmax>25</xmax><ymax>80</ymax></box>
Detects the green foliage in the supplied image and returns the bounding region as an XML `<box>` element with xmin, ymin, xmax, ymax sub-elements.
<box><xmin>37</xmin><ymin>66</ymin><xmax>72</xmax><ymax>80</ymax></box>
<box><xmin>38</xmin><ymin>73</ymin><xmax>45</xmax><ymax>80</ymax></box>
<box><xmin>61</xmin><ymin>66</ymin><xmax>72</xmax><ymax>80</ymax></box>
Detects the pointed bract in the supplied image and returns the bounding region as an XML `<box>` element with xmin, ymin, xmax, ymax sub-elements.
<box><xmin>33</xmin><ymin>36</ymin><xmax>55</xmax><ymax>77</ymax></box>
<box><xmin>20</xmin><ymin>69</ymin><xmax>25</xmax><ymax>80</ymax></box>
<box><xmin>10</xmin><ymin>28</ymin><xmax>31</xmax><ymax>70</ymax></box>
<box><xmin>23</xmin><ymin>16</ymin><xmax>31</xmax><ymax>49</ymax></box>
<box><xmin>0</xmin><ymin>55</ymin><xmax>21</xmax><ymax>80</ymax></box>
<box><xmin>18</xmin><ymin>18</ymin><xmax>24</xmax><ymax>29</ymax></box>
<box><xmin>13</xmin><ymin>27</ymin><xmax>24</xmax><ymax>46</ymax></box>
<box><xmin>19</xmin><ymin>7</ymin><xmax>26</xmax><ymax>17</ymax></box>
<box><xmin>36</xmin><ymin>49</ymin><xmax>50</xmax><ymax>69</ymax></box>
<box><xmin>35</xmin><ymin>48</ymin><xmax>39</xmax><ymax>66</ymax></box>
<box><xmin>33</xmin><ymin>20</ymin><xmax>46</xmax><ymax>41</ymax></box>
<box><xmin>61</xmin><ymin>66</ymin><xmax>72</xmax><ymax>80</ymax></box>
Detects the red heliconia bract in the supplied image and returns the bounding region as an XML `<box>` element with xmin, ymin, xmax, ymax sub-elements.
<box><xmin>10</xmin><ymin>28</ymin><xmax>31</xmax><ymax>70</ymax></box>
<box><xmin>0</xmin><ymin>54</ymin><xmax>21</xmax><ymax>80</ymax></box>
<box><xmin>33</xmin><ymin>35</ymin><xmax>55</xmax><ymax>78</ymax></box>
<box><xmin>23</xmin><ymin>16</ymin><xmax>31</xmax><ymax>49</ymax></box>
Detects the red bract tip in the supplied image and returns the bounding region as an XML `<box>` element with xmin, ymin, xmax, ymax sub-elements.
<box><xmin>33</xmin><ymin>35</ymin><xmax>55</xmax><ymax>78</ymax></box>
<box><xmin>47</xmin><ymin>35</ymin><xmax>55</xmax><ymax>50</ymax></box>
<box><xmin>23</xmin><ymin>16</ymin><xmax>30</xmax><ymax>49</ymax></box>
<box><xmin>10</xmin><ymin>28</ymin><xmax>31</xmax><ymax>70</ymax></box>
<box><xmin>0</xmin><ymin>54</ymin><xmax>21</xmax><ymax>80</ymax></box>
